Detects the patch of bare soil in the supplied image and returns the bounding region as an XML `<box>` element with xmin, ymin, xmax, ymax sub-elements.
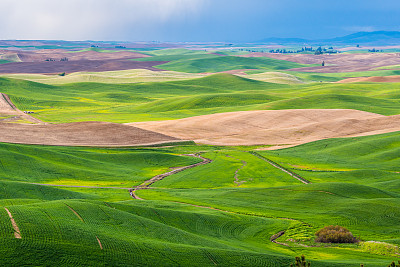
<box><xmin>241</xmin><ymin>52</ymin><xmax>400</xmax><ymax>73</ymax></box>
<box><xmin>0</xmin><ymin>93</ymin><xmax>16</xmax><ymax>114</ymax></box>
<box><xmin>0</xmin><ymin>49</ymin><xmax>167</xmax><ymax>74</ymax></box>
<box><xmin>337</xmin><ymin>75</ymin><xmax>400</xmax><ymax>83</ymax></box>
<box><xmin>0</xmin><ymin>121</ymin><xmax>181</xmax><ymax>146</ymax></box>
<box><xmin>130</xmin><ymin>109</ymin><xmax>400</xmax><ymax>147</ymax></box>
<box><xmin>0</xmin><ymin>93</ymin><xmax>42</xmax><ymax>123</ymax></box>
<box><xmin>1</xmin><ymin>49</ymin><xmax>150</xmax><ymax>62</ymax></box>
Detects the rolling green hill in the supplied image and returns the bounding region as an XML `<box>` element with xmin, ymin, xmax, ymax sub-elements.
<box><xmin>155</xmin><ymin>55</ymin><xmax>308</xmax><ymax>73</ymax></box>
<box><xmin>136</xmin><ymin>133</ymin><xmax>400</xmax><ymax>266</ymax></box>
<box><xmin>0</xmin><ymin>199</ymin><xmax>296</xmax><ymax>266</ymax></box>
<box><xmin>132</xmin><ymin>48</ymin><xmax>309</xmax><ymax>73</ymax></box>
<box><xmin>0</xmin><ymin>142</ymin><xmax>201</xmax><ymax>187</ymax></box>
<box><xmin>2</xmin><ymin>74</ymin><xmax>400</xmax><ymax>123</ymax></box>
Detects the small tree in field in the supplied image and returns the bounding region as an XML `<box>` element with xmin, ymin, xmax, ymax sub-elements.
<box><xmin>290</xmin><ymin>255</ymin><xmax>310</xmax><ymax>267</ymax></box>
<box><xmin>315</xmin><ymin>225</ymin><xmax>358</xmax><ymax>243</ymax></box>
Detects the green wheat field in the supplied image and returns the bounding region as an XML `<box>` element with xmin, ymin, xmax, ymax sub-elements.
<box><xmin>0</xmin><ymin>46</ymin><xmax>399</xmax><ymax>266</ymax></box>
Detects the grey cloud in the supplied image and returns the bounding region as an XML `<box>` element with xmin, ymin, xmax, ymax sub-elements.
<box><xmin>0</xmin><ymin>0</ymin><xmax>208</xmax><ymax>40</ymax></box>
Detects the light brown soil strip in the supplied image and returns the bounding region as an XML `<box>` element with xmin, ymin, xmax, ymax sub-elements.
<box><xmin>65</xmin><ymin>204</ymin><xmax>84</xmax><ymax>222</ymax></box>
<box><xmin>4</xmin><ymin>207</ymin><xmax>21</xmax><ymax>239</ymax></box>
<box><xmin>250</xmin><ymin>152</ymin><xmax>311</xmax><ymax>184</ymax></box>
<box><xmin>96</xmin><ymin>236</ymin><xmax>103</xmax><ymax>250</ymax></box>
<box><xmin>131</xmin><ymin>154</ymin><xmax>212</xmax><ymax>199</ymax></box>
<box><xmin>1</xmin><ymin>93</ymin><xmax>16</xmax><ymax>110</ymax></box>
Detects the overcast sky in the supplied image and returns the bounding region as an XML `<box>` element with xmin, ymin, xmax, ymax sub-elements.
<box><xmin>1</xmin><ymin>0</ymin><xmax>400</xmax><ymax>42</ymax></box>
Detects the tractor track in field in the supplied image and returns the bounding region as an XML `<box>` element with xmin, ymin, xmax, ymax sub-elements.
<box><xmin>64</xmin><ymin>203</ymin><xmax>106</xmax><ymax>250</ymax></box>
<box><xmin>130</xmin><ymin>154</ymin><xmax>212</xmax><ymax>200</ymax></box>
<box><xmin>96</xmin><ymin>236</ymin><xmax>103</xmax><ymax>250</ymax></box>
<box><xmin>65</xmin><ymin>204</ymin><xmax>84</xmax><ymax>222</ymax></box>
<box><xmin>4</xmin><ymin>207</ymin><xmax>22</xmax><ymax>239</ymax></box>
<box><xmin>250</xmin><ymin>152</ymin><xmax>311</xmax><ymax>184</ymax></box>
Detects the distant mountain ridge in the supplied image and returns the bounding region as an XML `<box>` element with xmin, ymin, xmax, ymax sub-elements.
<box><xmin>258</xmin><ymin>31</ymin><xmax>400</xmax><ymax>45</ymax></box>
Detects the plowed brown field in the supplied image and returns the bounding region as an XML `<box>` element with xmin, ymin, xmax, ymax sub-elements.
<box><xmin>0</xmin><ymin>49</ymin><xmax>149</xmax><ymax>62</ymax></box>
<box><xmin>0</xmin><ymin>121</ymin><xmax>180</xmax><ymax>146</ymax></box>
<box><xmin>241</xmin><ymin>52</ymin><xmax>400</xmax><ymax>73</ymax></box>
<box><xmin>337</xmin><ymin>75</ymin><xmax>400</xmax><ymax>83</ymax></box>
<box><xmin>131</xmin><ymin>109</ymin><xmax>400</xmax><ymax>146</ymax></box>
<box><xmin>0</xmin><ymin>60</ymin><xmax>167</xmax><ymax>74</ymax></box>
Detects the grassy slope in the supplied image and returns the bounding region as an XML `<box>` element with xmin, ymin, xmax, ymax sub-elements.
<box><xmin>155</xmin><ymin>56</ymin><xmax>308</xmax><ymax>73</ymax></box>
<box><xmin>0</xmin><ymin>135</ymin><xmax>397</xmax><ymax>265</ymax></box>
<box><xmin>0</xmin><ymin>142</ymin><xmax>296</xmax><ymax>266</ymax></box>
<box><xmin>137</xmin><ymin>134</ymin><xmax>400</xmax><ymax>266</ymax></box>
<box><xmin>259</xmin><ymin>131</ymin><xmax>400</xmax><ymax>190</ymax></box>
<box><xmin>1</xmin><ymin>74</ymin><xmax>400</xmax><ymax>123</ymax></box>
<box><xmin>0</xmin><ymin>198</ymin><xmax>296</xmax><ymax>266</ymax></box>
<box><xmin>0</xmin><ymin>142</ymin><xmax>201</xmax><ymax>187</ymax></box>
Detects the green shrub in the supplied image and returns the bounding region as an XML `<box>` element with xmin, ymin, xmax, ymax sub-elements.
<box><xmin>315</xmin><ymin>225</ymin><xmax>358</xmax><ymax>243</ymax></box>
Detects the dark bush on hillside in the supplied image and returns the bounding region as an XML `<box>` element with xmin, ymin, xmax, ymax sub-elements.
<box><xmin>315</xmin><ymin>225</ymin><xmax>358</xmax><ymax>243</ymax></box>
<box><xmin>387</xmin><ymin>260</ymin><xmax>400</xmax><ymax>267</ymax></box>
<box><xmin>290</xmin><ymin>255</ymin><xmax>310</xmax><ymax>267</ymax></box>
